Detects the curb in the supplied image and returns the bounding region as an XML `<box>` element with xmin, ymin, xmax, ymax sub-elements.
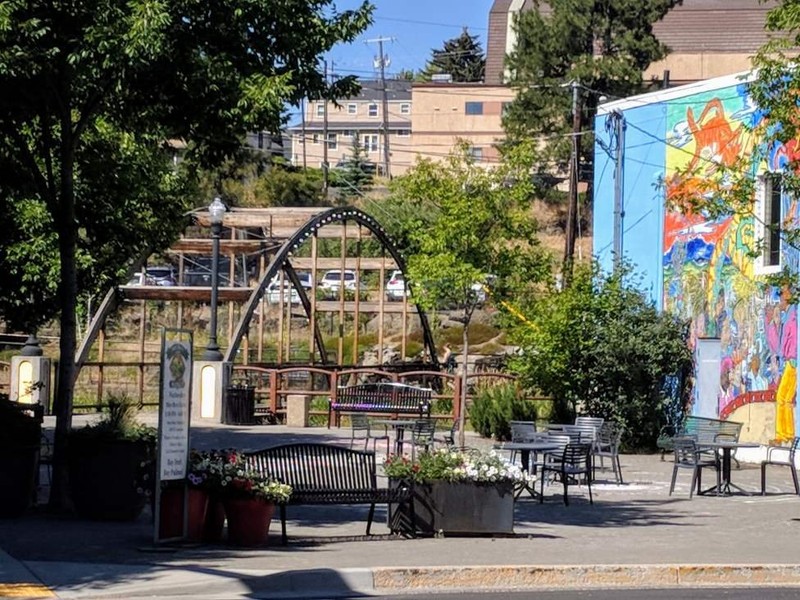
<box><xmin>371</xmin><ymin>564</ymin><xmax>800</xmax><ymax>592</ymax></box>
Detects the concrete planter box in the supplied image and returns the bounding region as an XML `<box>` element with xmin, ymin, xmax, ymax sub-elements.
<box><xmin>389</xmin><ymin>479</ymin><xmax>515</xmax><ymax>536</ymax></box>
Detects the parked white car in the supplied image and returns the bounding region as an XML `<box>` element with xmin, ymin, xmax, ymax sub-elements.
<box><xmin>266</xmin><ymin>278</ymin><xmax>301</xmax><ymax>305</ymax></box>
<box><xmin>385</xmin><ymin>270</ymin><xmax>409</xmax><ymax>301</ymax></box>
<box><xmin>318</xmin><ymin>269</ymin><xmax>361</xmax><ymax>298</ymax></box>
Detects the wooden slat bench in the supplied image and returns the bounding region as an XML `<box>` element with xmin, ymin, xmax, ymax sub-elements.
<box><xmin>245</xmin><ymin>442</ymin><xmax>411</xmax><ymax>544</ymax></box>
<box><xmin>328</xmin><ymin>382</ymin><xmax>432</xmax><ymax>428</ymax></box>
<box><xmin>657</xmin><ymin>415</ymin><xmax>743</xmax><ymax>459</ymax></box>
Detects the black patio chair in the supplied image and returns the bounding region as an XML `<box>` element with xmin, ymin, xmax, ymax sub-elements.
<box><xmin>761</xmin><ymin>436</ymin><xmax>800</xmax><ymax>496</ymax></box>
<box><xmin>669</xmin><ymin>437</ymin><xmax>720</xmax><ymax>499</ymax></box>
<box><xmin>539</xmin><ymin>442</ymin><xmax>593</xmax><ymax>506</ymax></box>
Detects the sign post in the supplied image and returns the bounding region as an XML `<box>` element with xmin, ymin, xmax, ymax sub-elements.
<box><xmin>154</xmin><ymin>328</ymin><xmax>193</xmax><ymax>544</ymax></box>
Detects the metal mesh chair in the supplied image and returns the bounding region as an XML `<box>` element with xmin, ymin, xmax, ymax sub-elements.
<box><xmin>349</xmin><ymin>413</ymin><xmax>390</xmax><ymax>454</ymax></box>
<box><xmin>669</xmin><ymin>437</ymin><xmax>720</xmax><ymax>499</ymax></box>
<box><xmin>400</xmin><ymin>419</ymin><xmax>436</xmax><ymax>461</ymax></box>
<box><xmin>594</xmin><ymin>422</ymin><xmax>623</xmax><ymax>484</ymax></box>
<box><xmin>509</xmin><ymin>421</ymin><xmax>538</xmax><ymax>464</ymax></box>
<box><xmin>539</xmin><ymin>442</ymin><xmax>594</xmax><ymax>505</ymax></box>
<box><xmin>761</xmin><ymin>436</ymin><xmax>800</xmax><ymax>496</ymax></box>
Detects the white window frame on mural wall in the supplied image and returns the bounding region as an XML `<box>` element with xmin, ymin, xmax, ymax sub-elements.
<box><xmin>754</xmin><ymin>173</ymin><xmax>784</xmax><ymax>276</ymax></box>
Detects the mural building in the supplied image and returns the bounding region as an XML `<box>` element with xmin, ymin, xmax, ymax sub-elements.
<box><xmin>594</xmin><ymin>73</ymin><xmax>800</xmax><ymax>445</ymax></box>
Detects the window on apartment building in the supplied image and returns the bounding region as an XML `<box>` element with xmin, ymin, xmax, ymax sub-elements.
<box><xmin>396</xmin><ymin>129</ymin><xmax>410</xmax><ymax>138</ymax></box>
<box><xmin>363</xmin><ymin>134</ymin><xmax>379</xmax><ymax>153</ymax></box>
<box><xmin>400</xmin><ymin>103</ymin><xmax>410</xmax><ymax>115</ymax></box>
<box><xmin>326</xmin><ymin>133</ymin><xmax>337</xmax><ymax>150</ymax></box>
<box><xmin>347</xmin><ymin>103</ymin><xmax>357</xmax><ymax>115</ymax></box>
<box><xmin>316</xmin><ymin>103</ymin><xmax>325</xmax><ymax>117</ymax></box>
<box><xmin>311</xmin><ymin>133</ymin><xmax>321</xmax><ymax>145</ymax></box>
<box><xmin>469</xmin><ymin>146</ymin><xmax>484</xmax><ymax>162</ymax></box>
<box><xmin>368</xmin><ymin>103</ymin><xmax>378</xmax><ymax>117</ymax></box>
<box><xmin>756</xmin><ymin>174</ymin><xmax>784</xmax><ymax>273</ymax></box>
<box><xmin>465</xmin><ymin>102</ymin><xmax>484</xmax><ymax>115</ymax></box>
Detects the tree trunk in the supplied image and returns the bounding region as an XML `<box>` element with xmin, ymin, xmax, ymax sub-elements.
<box><xmin>48</xmin><ymin>136</ymin><xmax>78</xmax><ymax>511</ymax></box>
<box><xmin>458</xmin><ymin>320</ymin><xmax>469</xmax><ymax>448</ymax></box>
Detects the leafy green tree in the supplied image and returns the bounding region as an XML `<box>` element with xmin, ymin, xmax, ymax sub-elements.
<box><xmin>390</xmin><ymin>143</ymin><xmax>552</xmax><ymax>445</ymax></box>
<box><xmin>254</xmin><ymin>164</ymin><xmax>328</xmax><ymax>207</ymax></box>
<box><xmin>0</xmin><ymin>0</ymin><xmax>372</xmax><ymax>509</ymax></box>
<box><xmin>420</xmin><ymin>28</ymin><xmax>485</xmax><ymax>83</ymax></box>
<box><xmin>331</xmin><ymin>134</ymin><xmax>374</xmax><ymax>203</ymax></box>
<box><xmin>503</xmin><ymin>0</ymin><xmax>679</xmax><ymax>198</ymax></box>
<box><xmin>506</xmin><ymin>262</ymin><xmax>692</xmax><ymax>450</ymax></box>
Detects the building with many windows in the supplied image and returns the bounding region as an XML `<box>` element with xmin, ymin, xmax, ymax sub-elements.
<box><xmin>287</xmin><ymin>79</ymin><xmax>412</xmax><ymax>178</ymax></box>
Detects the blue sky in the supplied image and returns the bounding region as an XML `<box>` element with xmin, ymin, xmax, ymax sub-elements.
<box><xmin>327</xmin><ymin>0</ymin><xmax>494</xmax><ymax>78</ymax></box>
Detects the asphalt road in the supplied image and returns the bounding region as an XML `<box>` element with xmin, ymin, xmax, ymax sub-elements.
<box><xmin>379</xmin><ymin>589</ymin><xmax>800</xmax><ymax>600</ymax></box>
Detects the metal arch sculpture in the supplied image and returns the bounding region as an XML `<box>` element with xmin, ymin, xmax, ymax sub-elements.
<box><xmin>224</xmin><ymin>206</ymin><xmax>440</xmax><ymax>367</ymax></box>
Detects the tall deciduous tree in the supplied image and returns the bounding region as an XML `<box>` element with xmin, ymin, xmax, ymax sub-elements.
<box><xmin>421</xmin><ymin>28</ymin><xmax>485</xmax><ymax>83</ymax></box>
<box><xmin>0</xmin><ymin>0</ymin><xmax>372</xmax><ymax>509</ymax></box>
<box><xmin>503</xmin><ymin>0</ymin><xmax>679</xmax><ymax>195</ymax></box>
<box><xmin>389</xmin><ymin>143</ymin><xmax>551</xmax><ymax>445</ymax></box>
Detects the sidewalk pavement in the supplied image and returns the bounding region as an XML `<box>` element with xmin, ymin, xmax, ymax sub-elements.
<box><xmin>3</xmin><ymin>418</ymin><xmax>800</xmax><ymax>598</ymax></box>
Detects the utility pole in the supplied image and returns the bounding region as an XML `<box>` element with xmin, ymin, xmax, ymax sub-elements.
<box><xmin>563</xmin><ymin>80</ymin><xmax>581</xmax><ymax>283</ymax></box>
<box><xmin>322</xmin><ymin>60</ymin><xmax>329</xmax><ymax>194</ymax></box>
<box><xmin>612</xmin><ymin>109</ymin><xmax>626</xmax><ymax>271</ymax></box>
<box><xmin>300</xmin><ymin>98</ymin><xmax>307</xmax><ymax>170</ymax></box>
<box><xmin>366</xmin><ymin>36</ymin><xmax>393</xmax><ymax>178</ymax></box>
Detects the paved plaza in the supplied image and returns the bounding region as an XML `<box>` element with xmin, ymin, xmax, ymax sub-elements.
<box><xmin>2</xmin><ymin>417</ymin><xmax>800</xmax><ymax>598</ymax></box>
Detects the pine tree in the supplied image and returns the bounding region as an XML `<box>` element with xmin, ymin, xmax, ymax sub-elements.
<box><xmin>335</xmin><ymin>134</ymin><xmax>374</xmax><ymax>203</ymax></box>
<box><xmin>421</xmin><ymin>28</ymin><xmax>485</xmax><ymax>83</ymax></box>
<box><xmin>503</xmin><ymin>0</ymin><xmax>680</xmax><ymax>190</ymax></box>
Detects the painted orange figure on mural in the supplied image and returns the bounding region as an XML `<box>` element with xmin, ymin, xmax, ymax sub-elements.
<box><xmin>667</xmin><ymin>98</ymin><xmax>744</xmax><ymax>207</ymax></box>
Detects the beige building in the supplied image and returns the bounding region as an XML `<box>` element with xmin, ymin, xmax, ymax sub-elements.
<box><xmin>288</xmin><ymin>79</ymin><xmax>412</xmax><ymax>178</ymax></box>
<box><xmin>486</xmin><ymin>0</ymin><xmax>778</xmax><ymax>87</ymax></box>
<box><xmin>408</xmin><ymin>83</ymin><xmax>514</xmax><ymax>168</ymax></box>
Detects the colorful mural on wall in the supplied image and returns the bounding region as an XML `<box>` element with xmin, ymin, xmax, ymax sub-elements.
<box><xmin>662</xmin><ymin>83</ymin><xmax>800</xmax><ymax>443</ymax></box>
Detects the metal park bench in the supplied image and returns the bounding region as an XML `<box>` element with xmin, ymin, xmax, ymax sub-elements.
<box><xmin>327</xmin><ymin>382</ymin><xmax>432</xmax><ymax>428</ymax></box>
<box><xmin>245</xmin><ymin>443</ymin><xmax>411</xmax><ymax>544</ymax></box>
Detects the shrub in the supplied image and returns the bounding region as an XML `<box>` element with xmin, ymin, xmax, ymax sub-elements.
<box><xmin>468</xmin><ymin>382</ymin><xmax>537</xmax><ymax>440</ymax></box>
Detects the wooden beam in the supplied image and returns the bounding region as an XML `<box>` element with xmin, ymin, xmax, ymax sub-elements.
<box><xmin>118</xmin><ymin>285</ymin><xmax>253</xmax><ymax>302</ymax></box>
<box><xmin>169</xmin><ymin>239</ymin><xmax>278</xmax><ymax>254</ymax></box>
<box><xmin>117</xmin><ymin>285</ymin><xmax>419</xmax><ymax>313</ymax></box>
<box><xmin>194</xmin><ymin>207</ymin><xmax>326</xmax><ymax>228</ymax></box>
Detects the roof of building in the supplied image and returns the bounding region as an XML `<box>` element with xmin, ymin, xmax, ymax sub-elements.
<box><xmin>287</xmin><ymin>121</ymin><xmax>410</xmax><ymax>133</ymax></box>
<box><xmin>486</xmin><ymin>0</ymin><xmax>780</xmax><ymax>84</ymax></box>
<box><xmin>343</xmin><ymin>79</ymin><xmax>412</xmax><ymax>102</ymax></box>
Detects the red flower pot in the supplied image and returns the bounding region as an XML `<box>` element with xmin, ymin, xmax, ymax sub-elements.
<box><xmin>223</xmin><ymin>498</ymin><xmax>275</xmax><ymax>547</ymax></box>
<box><xmin>159</xmin><ymin>488</ymin><xmax>209</xmax><ymax>542</ymax></box>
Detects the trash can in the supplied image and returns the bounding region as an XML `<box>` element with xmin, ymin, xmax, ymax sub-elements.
<box><xmin>223</xmin><ymin>385</ymin><xmax>256</xmax><ymax>425</ymax></box>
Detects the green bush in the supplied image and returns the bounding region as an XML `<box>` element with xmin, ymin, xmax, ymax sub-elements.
<box><xmin>507</xmin><ymin>262</ymin><xmax>692</xmax><ymax>451</ymax></box>
<box><xmin>468</xmin><ymin>382</ymin><xmax>538</xmax><ymax>441</ymax></box>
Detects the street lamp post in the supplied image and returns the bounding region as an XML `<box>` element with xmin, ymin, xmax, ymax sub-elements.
<box><xmin>203</xmin><ymin>197</ymin><xmax>227</xmax><ymax>361</ymax></box>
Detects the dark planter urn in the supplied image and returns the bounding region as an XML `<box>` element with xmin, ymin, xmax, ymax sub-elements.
<box><xmin>0</xmin><ymin>445</ymin><xmax>39</xmax><ymax>518</ymax></box>
<box><xmin>203</xmin><ymin>494</ymin><xmax>227</xmax><ymax>543</ymax></box>
<box><xmin>68</xmin><ymin>438</ymin><xmax>154</xmax><ymax>521</ymax></box>
<box><xmin>389</xmin><ymin>479</ymin><xmax>515</xmax><ymax>536</ymax></box>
